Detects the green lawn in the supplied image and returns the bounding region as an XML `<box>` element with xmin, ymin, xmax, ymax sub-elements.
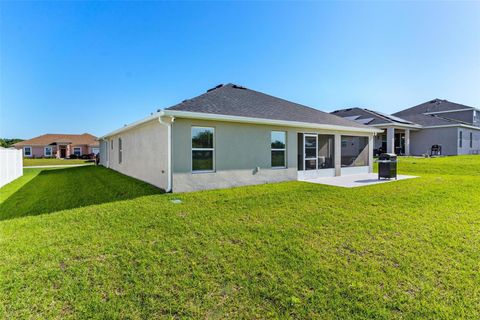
<box><xmin>23</xmin><ymin>158</ymin><xmax>93</xmax><ymax>167</ymax></box>
<box><xmin>1</xmin><ymin>156</ymin><xmax>479</xmax><ymax>318</ymax></box>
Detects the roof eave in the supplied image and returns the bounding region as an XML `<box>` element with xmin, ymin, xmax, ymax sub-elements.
<box><xmin>99</xmin><ymin>112</ymin><xmax>164</xmax><ymax>139</ymax></box>
<box><xmin>371</xmin><ymin>123</ymin><xmax>422</xmax><ymax>129</ymax></box>
<box><xmin>163</xmin><ymin>110</ymin><xmax>383</xmax><ymax>134</ymax></box>
<box><xmin>100</xmin><ymin>110</ymin><xmax>382</xmax><ymax>139</ymax></box>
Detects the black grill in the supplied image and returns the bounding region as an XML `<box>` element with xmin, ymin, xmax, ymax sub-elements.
<box><xmin>378</xmin><ymin>153</ymin><xmax>397</xmax><ymax>180</ymax></box>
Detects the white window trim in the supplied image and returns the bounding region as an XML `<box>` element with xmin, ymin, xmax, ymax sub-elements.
<box><xmin>73</xmin><ymin>147</ymin><xmax>82</xmax><ymax>156</ymax></box>
<box><xmin>271</xmin><ymin>131</ymin><xmax>287</xmax><ymax>169</ymax></box>
<box><xmin>44</xmin><ymin>146</ymin><xmax>53</xmax><ymax>157</ymax></box>
<box><xmin>24</xmin><ymin>146</ymin><xmax>32</xmax><ymax>157</ymax></box>
<box><xmin>191</xmin><ymin>126</ymin><xmax>215</xmax><ymax>173</ymax></box>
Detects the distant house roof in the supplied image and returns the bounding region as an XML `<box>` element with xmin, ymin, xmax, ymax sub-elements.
<box><xmin>13</xmin><ymin>133</ymin><xmax>99</xmax><ymax>147</ymax></box>
<box><xmin>394</xmin><ymin>99</ymin><xmax>476</xmax><ymax>116</ymax></box>
<box><xmin>331</xmin><ymin>107</ymin><xmax>415</xmax><ymax>126</ymax></box>
<box><xmin>392</xmin><ymin>99</ymin><xmax>480</xmax><ymax>128</ymax></box>
<box><xmin>166</xmin><ymin>83</ymin><xmax>373</xmax><ymax>130</ymax></box>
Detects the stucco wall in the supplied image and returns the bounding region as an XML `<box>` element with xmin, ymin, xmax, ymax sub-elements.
<box><xmin>458</xmin><ymin>128</ymin><xmax>480</xmax><ymax>155</ymax></box>
<box><xmin>409</xmin><ymin>127</ymin><xmax>458</xmax><ymax>155</ymax></box>
<box><xmin>171</xmin><ymin>118</ymin><xmax>373</xmax><ymax>192</ymax></box>
<box><xmin>99</xmin><ymin>140</ymin><xmax>108</xmax><ymax>166</ymax></box>
<box><xmin>103</xmin><ymin>120</ymin><xmax>168</xmax><ymax>190</ymax></box>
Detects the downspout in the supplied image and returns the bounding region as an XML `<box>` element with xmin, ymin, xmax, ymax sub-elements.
<box><xmin>159</xmin><ymin>115</ymin><xmax>174</xmax><ymax>192</ymax></box>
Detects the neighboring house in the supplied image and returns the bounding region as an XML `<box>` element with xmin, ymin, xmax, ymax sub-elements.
<box><xmin>13</xmin><ymin>133</ymin><xmax>100</xmax><ymax>158</ymax></box>
<box><xmin>331</xmin><ymin>108</ymin><xmax>421</xmax><ymax>155</ymax></box>
<box><xmin>332</xmin><ymin>99</ymin><xmax>480</xmax><ymax>156</ymax></box>
<box><xmin>99</xmin><ymin>83</ymin><xmax>381</xmax><ymax>192</ymax></box>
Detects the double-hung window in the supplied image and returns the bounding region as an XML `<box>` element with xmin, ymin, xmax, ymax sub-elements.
<box><xmin>24</xmin><ymin>146</ymin><xmax>32</xmax><ymax>157</ymax></box>
<box><xmin>44</xmin><ymin>146</ymin><xmax>52</xmax><ymax>157</ymax></box>
<box><xmin>118</xmin><ymin>138</ymin><xmax>123</xmax><ymax>164</ymax></box>
<box><xmin>73</xmin><ymin>147</ymin><xmax>82</xmax><ymax>156</ymax></box>
<box><xmin>191</xmin><ymin>127</ymin><xmax>214</xmax><ymax>172</ymax></box>
<box><xmin>271</xmin><ymin>131</ymin><xmax>286</xmax><ymax>168</ymax></box>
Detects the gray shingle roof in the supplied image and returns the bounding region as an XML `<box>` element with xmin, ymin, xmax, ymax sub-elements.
<box><xmin>166</xmin><ymin>84</ymin><xmax>372</xmax><ymax>129</ymax></box>
<box><xmin>394</xmin><ymin>99</ymin><xmax>475</xmax><ymax>116</ymax></box>
<box><xmin>331</xmin><ymin>107</ymin><xmax>413</xmax><ymax>126</ymax></box>
<box><xmin>395</xmin><ymin>113</ymin><xmax>454</xmax><ymax>126</ymax></box>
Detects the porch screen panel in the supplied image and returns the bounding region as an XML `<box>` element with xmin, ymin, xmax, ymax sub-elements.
<box><xmin>341</xmin><ymin>136</ymin><xmax>369</xmax><ymax>167</ymax></box>
<box><xmin>318</xmin><ymin>135</ymin><xmax>334</xmax><ymax>169</ymax></box>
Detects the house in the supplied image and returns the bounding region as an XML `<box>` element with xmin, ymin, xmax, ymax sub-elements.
<box><xmin>331</xmin><ymin>108</ymin><xmax>421</xmax><ymax>155</ymax></box>
<box><xmin>13</xmin><ymin>133</ymin><xmax>100</xmax><ymax>158</ymax></box>
<box><xmin>99</xmin><ymin>84</ymin><xmax>381</xmax><ymax>192</ymax></box>
<box><xmin>332</xmin><ymin>99</ymin><xmax>480</xmax><ymax>156</ymax></box>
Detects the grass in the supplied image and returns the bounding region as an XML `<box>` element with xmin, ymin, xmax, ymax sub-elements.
<box><xmin>1</xmin><ymin>156</ymin><xmax>480</xmax><ymax>318</ymax></box>
<box><xmin>0</xmin><ymin>166</ymin><xmax>163</xmax><ymax>221</ymax></box>
<box><xmin>23</xmin><ymin>158</ymin><xmax>93</xmax><ymax>167</ymax></box>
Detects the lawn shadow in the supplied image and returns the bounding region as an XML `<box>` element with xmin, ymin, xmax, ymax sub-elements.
<box><xmin>0</xmin><ymin>166</ymin><xmax>164</xmax><ymax>221</ymax></box>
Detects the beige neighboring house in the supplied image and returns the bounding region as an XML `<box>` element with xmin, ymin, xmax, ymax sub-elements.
<box><xmin>99</xmin><ymin>83</ymin><xmax>382</xmax><ymax>192</ymax></box>
<box><xmin>13</xmin><ymin>133</ymin><xmax>99</xmax><ymax>158</ymax></box>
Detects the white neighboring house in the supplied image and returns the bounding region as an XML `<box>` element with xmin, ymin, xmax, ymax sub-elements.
<box><xmin>0</xmin><ymin>147</ymin><xmax>23</xmax><ymax>188</ymax></box>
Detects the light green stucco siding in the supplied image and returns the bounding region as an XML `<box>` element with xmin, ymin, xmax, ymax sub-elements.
<box><xmin>171</xmin><ymin>118</ymin><xmax>374</xmax><ymax>192</ymax></box>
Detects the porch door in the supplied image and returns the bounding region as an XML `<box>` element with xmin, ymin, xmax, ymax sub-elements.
<box><xmin>303</xmin><ymin>134</ymin><xmax>318</xmax><ymax>178</ymax></box>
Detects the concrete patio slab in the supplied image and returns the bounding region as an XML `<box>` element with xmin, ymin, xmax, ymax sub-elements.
<box><xmin>299</xmin><ymin>173</ymin><xmax>417</xmax><ymax>188</ymax></box>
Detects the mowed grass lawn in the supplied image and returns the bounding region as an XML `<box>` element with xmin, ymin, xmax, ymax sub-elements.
<box><xmin>23</xmin><ymin>158</ymin><xmax>93</xmax><ymax>167</ymax></box>
<box><xmin>1</xmin><ymin>157</ymin><xmax>479</xmax><ymax>318</ymax></box>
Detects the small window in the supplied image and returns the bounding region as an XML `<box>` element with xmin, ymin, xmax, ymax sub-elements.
<box><xmin>24</xmin><ymin>146</ymin><xmax>32</xmax><ymax>157</ymax></box>
<box><xmin>271</xmin><ymin>131</ymin><xmax>286</xmax><ymax>168</ymax></box>
<box><xmin>111</xmin><ymin>140</ymin><xmax>113</xmax><ymax>150</ymax></box>
<box><xmin>118</xmin><ymin>138</ymin><xmax>122</xmax><ymax>164</ymax></box>
<box><xmin>192</xmin><ymin>127</ymin><xmax>214</xmax><ymax>172</ymax></box>
<box><xmin>44</xmin><ymin>146</ymin><xmax>52</xmax><ymax>157</ymax></box>
<box><xmin>470</xmin><ymin>132</ymin><xmax>473</xmax><ymax>148</ymax></box>
<box><xmin>73</xmin><ymin>147</ymin><xmax>81</xmax><ymax>156</ymax></box>
<box><xmin>459</xmin><ymin>131</ymin><xmax>463</xmax><ymax>148</ymax></box>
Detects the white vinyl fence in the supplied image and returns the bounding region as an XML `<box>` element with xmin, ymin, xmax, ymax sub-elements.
<box><xmin>0</xmin><ymin>148</ymin><xmax>23</xmax><ymax>188</ymax></box>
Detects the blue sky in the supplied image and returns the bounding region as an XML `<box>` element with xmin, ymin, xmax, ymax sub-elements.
<box><xmin>1</xmin><ymin>1</ymin><xmax>479</xmax><ymax>138</ymax></box>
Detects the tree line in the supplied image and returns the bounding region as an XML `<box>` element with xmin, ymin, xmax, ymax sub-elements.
<box><xmin>0</xmin><ymin>138</ymin><xmax>24</xmax><ymax>148</ymax></box>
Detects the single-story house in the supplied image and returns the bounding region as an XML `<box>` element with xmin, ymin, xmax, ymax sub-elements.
<box><xmin>332</xmin><ymin>99</ymin><xmax>480</xmax><ymax>156</ymax></box>
<box><xmin>13</xmin><ymin>133</ymin><xmax>100</xmax><ymax>158</ymax></box>
<box><xmin>99</xmin><ymin>84</ymin><xmax>382</xmax><ymax>192</ymax></box>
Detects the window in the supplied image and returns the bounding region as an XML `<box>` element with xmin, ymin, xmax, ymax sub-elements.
<box><xmin>341</xmin><ymin>136</ymin><xmax>369</xmax><ymax>167</ymax></box>
<box><xmin>92</xmin><ymin>147</ymin><xmax>100</xmax><ymax>154</ymax></box>
<box><xmin>44</xmin><ymin>146</ymin><xmax>52</xmax><ymax>157</ymax></box>
<box><xmin>192</xmin><ymin>127</ymin><xmax>214</xmax><ymax>172</ymax></box>
<box><xmin>73</xmin><ymin>147</ymin><xmax>81</xmax><ymax>156</ymax></box>
<box><xmin>111</xmin><ymin>140</ymin><xmax>113</xmax><ymax>150</ymax></box>
<box><xmin>470</xmin><ymin>132</ymin><xmax>473</xmax><ymax>148</ymax></box>
<box><xmin>271</xmin><ymin>131</ymin><xmax>286</xmax><ymax>168</ymax></box>
<box><xmin>24</xmin><ymin>146</ymin><xmax>32</xmax><ymax>157</ymax></box>
<box><xmin>459</xmin><ymin>131</ymin><xmax>463</xmax><ymax>148</ymax></box>
<box><xmin>118</xmin><ymin>138</ymin><xmax>122</xmax><ymax>164</ymax></box>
